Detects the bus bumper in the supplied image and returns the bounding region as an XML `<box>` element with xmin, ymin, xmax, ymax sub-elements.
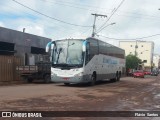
<box><xmin>51</xmin><ymin>75</ymin><xmax>90</xmax><ymax>84</ymax></box>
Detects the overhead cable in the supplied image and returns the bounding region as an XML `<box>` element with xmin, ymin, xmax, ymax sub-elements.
<box><xmin>12</xmin><ymin>0</ymin><xmax>92</xmax><ymax>27</ymax></box>
<box><xmin>96</xmin><ymin>0</ymin><xmax>125</xmax><ymax>33</ymax></box>
<box><xmin>97</xmin><ymin>33</ymin><xmax>160</xmax><ymax>40</ymax></box>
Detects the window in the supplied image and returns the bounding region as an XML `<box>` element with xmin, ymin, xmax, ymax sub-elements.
<box><xmin>0</xmin><ymin>41</ymin><xmax>15</xmax><ymax>55</ymax></box>
<box><xmin>31</xmin><ymin>47</ymin><xmax>45</xmax><ymax>54</ymax></box>
<box><xmin>87</xmin><ymin>38</ymin><xmax>98</xmax><ymax>59</ymax></box>
<box><xmin>99</xmin><ymin>40</ymin><xmax>125</xmax><ymax>59</ymax></box>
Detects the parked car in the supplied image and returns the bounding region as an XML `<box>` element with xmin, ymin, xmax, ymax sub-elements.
<box><xmin>133</xmin><ymin>70</ymin><xmax>145</xmax><ymax>78</ymax></box>
<box><xmin>127</xmin><ymin>69</ymin><xmax>134</xmax><ymax>76</ymax></box>
<box><xmin>143</xmin><ymin>70</ymin><xmax>151</xmax><ymax>75</ymax></box>
<box><xmin>151</xmin><ymin>71</ymin><xmax>159</xmax><ymax>76</ymax></box>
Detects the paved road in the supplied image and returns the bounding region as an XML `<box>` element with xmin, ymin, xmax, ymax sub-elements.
<box><xmin>0</xmin><ymin>75</ymin><xmax>160</xmax><ymax>120</ymax></box>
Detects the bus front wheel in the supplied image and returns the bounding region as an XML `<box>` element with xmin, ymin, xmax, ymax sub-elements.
<box><xmin>64</xmin><ymin>83</ymin><xmax>70</xmax><ymax>86</ymax></box>
<box><xmin>44</xmin><ymin>74</ymin><xmax>51</xmax><ymax>83</ymax></box>
<box><xmin>89</xmin><ymin>74</ymin><xmax>96</xmax><ymax>86</ymax></box>
<box><xmin>27</xmin><ymin>78</ymin><xmax>33</xmax><ymax>83</ymax></box>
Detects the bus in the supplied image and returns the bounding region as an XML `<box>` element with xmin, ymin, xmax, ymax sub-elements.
<box><xmin>46</xmin><ymin>37</ymin><xmax>125</xmax><ymax>85</ymax></box>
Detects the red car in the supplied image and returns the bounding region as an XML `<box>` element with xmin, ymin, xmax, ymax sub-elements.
<box><xmin>143</xmin><ymin>70</ymin><xmax>151</xmax><ymax>75</ymax></box>
<box><xmin>133</xmin><ymin>70</ymin><xmax>145</xmax><ymax>78</ymax></box>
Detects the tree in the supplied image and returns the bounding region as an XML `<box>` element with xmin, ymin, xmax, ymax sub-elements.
<box><xmin>126</xmin><ymin>54</ymin><xmax>142</xmax><ymax>70</ymax></box>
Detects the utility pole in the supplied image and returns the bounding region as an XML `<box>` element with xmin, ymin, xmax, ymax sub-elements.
<box><xmin>91</xmin><ymin>13</ymin><xmax>107</xmax><ymax>37</ymax></box>
<box><xmin>135</xmin><ymin>40</ymin><xmax>138</xmax><ymax>56</ymax></box>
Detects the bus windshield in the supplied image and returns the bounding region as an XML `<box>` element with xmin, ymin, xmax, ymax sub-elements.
<box><xmin>52</xmin><ymin>39</ymin><xmax>84</xmax><ymax>68</ymax></box>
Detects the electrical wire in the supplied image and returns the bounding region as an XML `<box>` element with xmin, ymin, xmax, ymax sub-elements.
<box><xmin>4</xmin><ymin>4</ymin><xmax>83</xmax><ymax>33</ymax></box>
<box><xmin>96</xmin><ymin>33</ymin><xmax>160</xmax><ymax>40</ymax></box>
<box><xmin>96</xmin><ymin>0</ymin><xmax>125</xmax><ymax>34</ymax></box>
<box><xmin>12</xmin><ymin>0</ymin><xmax>92</xmax><ymax>27</ymax></box>
<box><xmin>1</xmin><ymin>4</ymin><xmax>91</xmax><ymax>40</ymax></box>
<box><xmin>39</xmin><ymin>0</ymin><xmax>111</xmax><ymax>15</ymax></box>
<box><xmin>40</xmin><ymin>0</ymin><xmax>160</xmax><ymax>22</ymax></box>
<box><xmin>43</xmin><ymin>0</ymin><xmax>108</xmax><ymax>10</ymax></box>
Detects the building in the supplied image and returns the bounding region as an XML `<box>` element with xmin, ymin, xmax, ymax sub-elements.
<box><xmin>153</xmin><ymin>54</ymin><xmax>160</xmax><ymax>69</ymax></box>
<box><xmin>0</xmin><ymin>27</ymin><xmax>51</xmax><ymax>65</ymax></box>
<box><xmin>119</xmin><ymin>40</ymin><xmax>154</xmax><ymax>70</ymax></box>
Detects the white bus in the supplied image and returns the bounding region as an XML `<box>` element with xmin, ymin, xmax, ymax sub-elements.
<box><xmin>46</xmin><ymin>37</ymin><xmax>125</xmax><ymax>85</ymax></box>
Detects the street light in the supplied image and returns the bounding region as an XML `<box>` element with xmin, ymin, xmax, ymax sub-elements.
<box><xmin>98</xmin><ymin>22</ymin><xmax>116</xmax><ymax>32</ymax></box>
<box><xmin>95</xmin><ymin>22</ymin><xmax>116</xmax><ymax>37</ymax></box>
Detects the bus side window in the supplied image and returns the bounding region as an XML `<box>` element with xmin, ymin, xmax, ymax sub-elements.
<box><xmin>85</xmin><ymin>42</ymin><xmax>90</xmax><ymax>64</ymax></box>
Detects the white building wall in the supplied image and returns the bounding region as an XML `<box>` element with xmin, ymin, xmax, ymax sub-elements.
<box><xmin>119</xmin><ymin>41</ymin><xmax>154</xmax><ymax>68</ymax></box>
<box><xmin>153</xmin><ymin>54</ymin><xmax>160</xmax><ymax>68</ymax></box>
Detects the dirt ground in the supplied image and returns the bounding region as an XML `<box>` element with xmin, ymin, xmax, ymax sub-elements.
<box><xmin>0</xmin><ymin>75</ymin><xmax>160</xmax><ymax>120</ymax></box>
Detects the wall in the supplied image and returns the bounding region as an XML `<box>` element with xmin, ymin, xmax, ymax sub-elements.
<box><xmin>0</xmin><ymin>27</ymin><xmax>51</xmax><ymax>65</ymax></box>
<box><xmin>0</xmin><ymin>56</ymin><xmax>23</xmax><ymax>83</ymax></box>
<box><xmin>119</xmin><ymin>41</ymin><xmax>154</xmax><ymax>68</ymax></box>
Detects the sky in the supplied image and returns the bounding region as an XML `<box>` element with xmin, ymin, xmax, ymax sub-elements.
<box><xmin>0</xmin><ymin>0</ymin><xmax>160</xmax><ymax>54</ymax></box>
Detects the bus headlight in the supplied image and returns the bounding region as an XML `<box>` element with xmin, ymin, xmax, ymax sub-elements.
<box><xmin>51</xmin><ymin>71</ymin><xmax>57</xmax><ymax>76</ymax></box>
<box><xmin>76</xmin><ymin>72</ymin><xmax>83</xmax><ymax>76</ymax></box>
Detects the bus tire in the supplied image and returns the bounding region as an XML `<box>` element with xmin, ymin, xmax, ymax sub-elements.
<box><xmin>64</xmin><ymin>83</ymin><xmax>70</xmax><ymax>86</ymax></box>
<box><xmin>44</xmin><ymin>74</ymin><xmax>51</xmax><ymax>83</ymax></box>
<box><xmin>89</xmin><ymin>73</ymin><xmax>96</xmax><ymax>86</ymax></box>
<box><xmin>117</xmin><ymin>72</ymin><xmax>121</xmax><ymax>81</ymax></box>
<box><xmin>111</xmin><ymin>73</ymin><xmax>118</xmax><ymax>82</ymax></box>
<box><xmin>27</xmin><ymin>78</ymin><xmax>33</xmax><ymax>83</ymax></box>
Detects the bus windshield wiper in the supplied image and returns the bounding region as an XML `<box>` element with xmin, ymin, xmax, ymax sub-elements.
<box><xmin>59</xmin><ymin>63</ymin><xmax>69</xmax><ymax>67</ymax></box>
<box><xmin>56</xmin><ymin>48</ymin><xmax>63</xmax><ymax>63</ymax></box>
<box><xmin>69</xmin><ymin>64</ymin><xmax>82</xmax><ymax>68</ymax></box>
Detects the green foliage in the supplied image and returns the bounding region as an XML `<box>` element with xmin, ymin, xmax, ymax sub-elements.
<box><xmin>126</xmin><ymin>54</ymin><xmax>142</xmax><ymax>69</ymax></box>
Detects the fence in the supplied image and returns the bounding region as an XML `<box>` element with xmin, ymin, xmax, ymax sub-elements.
<box><xmin>0</xmin><ymin>56</ymin><xmax>23</xmax><ymax>83</ymax></box>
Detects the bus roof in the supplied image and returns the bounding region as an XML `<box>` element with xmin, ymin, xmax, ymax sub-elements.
<box><xmin>51</xmin><ymin>37</ymin><xmax>125</xmax><ymax>52</ymax></box>
<box><xmin>87</xmin><ymin>37</ymin><xmax>125</xmax><ymax>52</ymax></box>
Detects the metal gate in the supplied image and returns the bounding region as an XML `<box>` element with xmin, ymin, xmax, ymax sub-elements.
<box><xmin>0</xmin><ymin>56</ymin><xmax>23</xmax><ymax>82</ymax></box>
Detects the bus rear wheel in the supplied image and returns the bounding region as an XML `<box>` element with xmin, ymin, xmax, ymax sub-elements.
<box><xmin>111</xmin><ymin>73</ymin><xmax>118</xmax><ymax>82</ymax></box>
<box><xmin>117</xmin><ymin>72</ymin><xmax>121</xmax><ymax>81</ymax></box>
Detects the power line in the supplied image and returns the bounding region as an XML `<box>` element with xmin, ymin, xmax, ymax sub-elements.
<box><xmin>97</xmin><ymin>33</ymin><xmax>160</xmax><ymax>40</ymax></box>
<box><xmin>96</xmin><ymin>0</ymin><xmax>125</xmax><ymax>34</ymax></box>
<box><xmin>39</xmin><ymin>0</ymin><xmax>111</xmax><ymax>15</ymax></box>
<box><xmin>3</xmin><ymin>4</ymin><xmax>92</xmax><ymax>39</ymax></box>
<box><xmin>42</xmin><ymin>0</ymin><xmax>108</xmax><ymax>10</ymax></box>
<box><xmin>12</xmin><ymin>0</ymin><xmax>92</xmax><ymax>27</ymax></box>
<box><xmin>40</xmin><ymin>0</ymin><xmax>160</xmax><ymax>22</ymax></box>
<box><xmin>5</xmin><ymin>4</ymin><xmax>85</xmax><ymax>33</ymax></box>
<box><xmin>42</xmin><ymin>0</ymin><xmax>160</xmax><ymax>20</ymax></box>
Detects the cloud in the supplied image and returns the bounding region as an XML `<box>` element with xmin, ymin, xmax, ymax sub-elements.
<box><xmin>0</xmin><ymin>21</ymin><xmax>5</xmax><ymax>27</ymax></box>
<box><xmin>18</xmin><ymin>25</ymin><xmax>45</xmax><ymax>36</ymax></box>
<box><xmin>0</xmin><ymin>0</ymin><xmax>160</xmax><ymax>54</ymax></box>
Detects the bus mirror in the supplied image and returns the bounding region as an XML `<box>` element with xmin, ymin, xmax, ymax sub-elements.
<box><xmin>46</xmin><ymin>46</ymin><xmax>49</xmax><ymax>53</ymax></box>
<box><xmin>46</xmin><ymin>41</ymin><xmax>53</xmax><ymax>52</ymax></box>
<box><xmin>51</xmin><ymin>44</ymin><xmax>54</xmax><ymax>49</ymax></box>
<box><xmin>82</xmin><ymin>41</ymin><xmax>87</xmax><ymax>52</ymax></box>
<box><xmin>82</xmin><ymin>45</ymin><xmax>86</xmax><ymax>52</ymax></box>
